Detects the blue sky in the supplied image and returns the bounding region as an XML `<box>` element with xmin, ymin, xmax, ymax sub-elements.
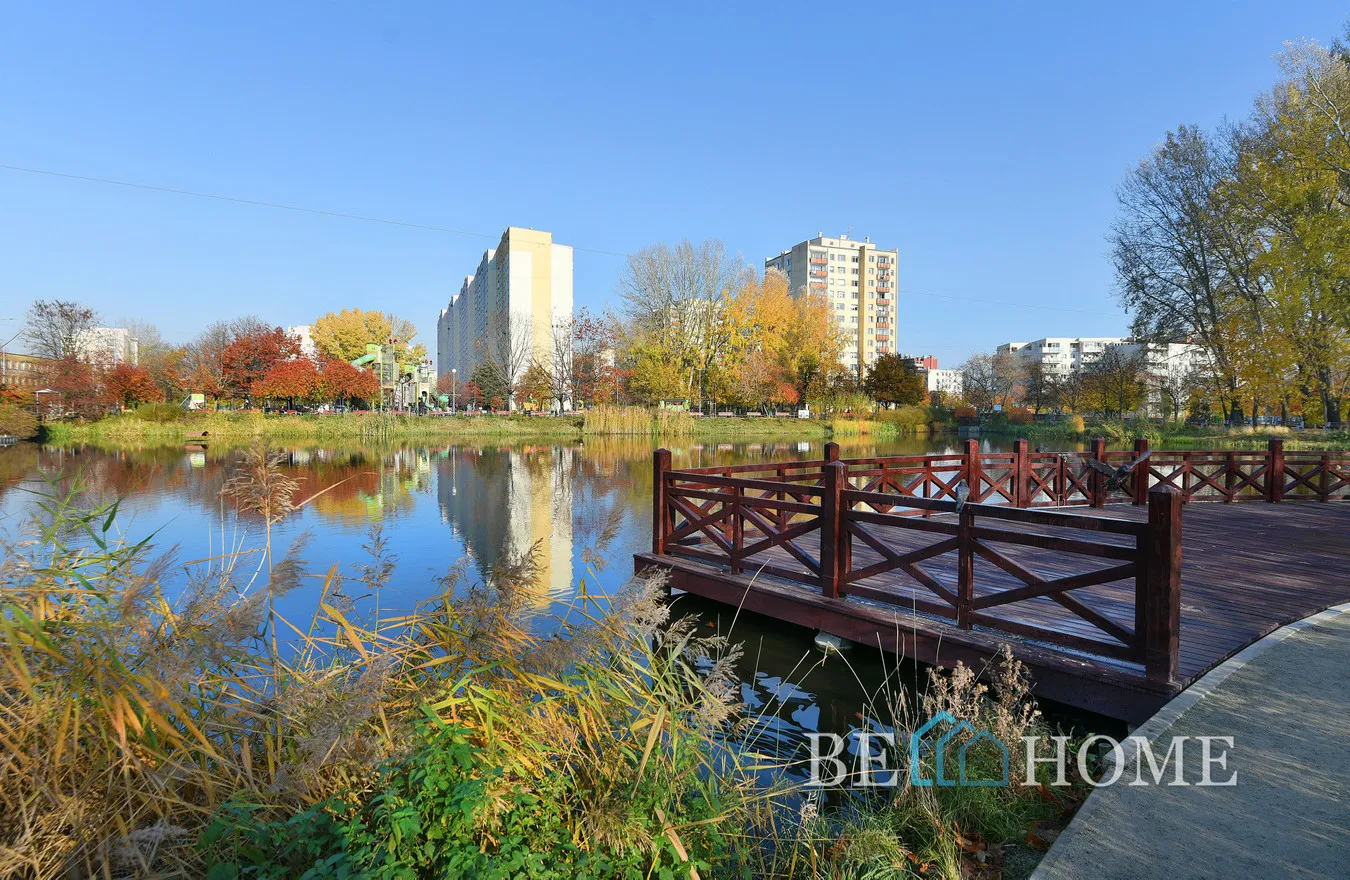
<box><xmin>2</xmin><ymin>2</ymin><xmax>1346</xmax><ymax>365</ymax></box>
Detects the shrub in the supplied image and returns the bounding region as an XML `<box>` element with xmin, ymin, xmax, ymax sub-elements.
<box><xmin>135</xmin><ymin>402</ymin><xmax>186</xmax><ymax>423</ymax></box>
<box><xmin>1007</xmin><ymin>407</ymin><xmax>1033</xmax><ymax>426</ymax></box>
<box><xmin>0</xmin><ymin>403</ymin><xmax>37</xmax><ymax>439</ymax></box>
<box><xmin>876</xmin><ymin>404</ymin><xmax>931</xmax><ymax>432</ymax></box>
<box><xmin>954</xmin><ymin>405</ymin><xmax>977</xmax><ymax>420</ymax></box>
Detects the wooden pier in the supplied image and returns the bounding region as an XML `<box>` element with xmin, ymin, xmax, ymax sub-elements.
<box><xmin>635</xmin><ymin>438</ymin><xmax>1350</xmax><ymax>721</ymax></box>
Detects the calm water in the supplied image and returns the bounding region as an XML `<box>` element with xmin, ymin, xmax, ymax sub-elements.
<box><xmin>0</xmin><ymin>433</ymin><xmax>1110</xmax><ymax>759</ymax></box>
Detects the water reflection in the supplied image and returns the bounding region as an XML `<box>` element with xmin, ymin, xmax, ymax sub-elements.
<box><xmin>0</xmin><ymin>433</ymin><xmax>1111</xmax><ymax>753</ymax></box>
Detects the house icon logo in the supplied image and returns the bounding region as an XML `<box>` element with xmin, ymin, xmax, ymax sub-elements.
<box><xmin>910</xmin><ymin>711</ymin><xmax>1010</xmax><ymax>787</ymax></box>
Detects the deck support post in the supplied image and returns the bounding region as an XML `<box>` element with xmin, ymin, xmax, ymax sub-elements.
<box><xmin>964</xmin><ymin>439</ymin><xmax>981</xmax><ymax>503</ymax></box>
<box><xmin>1013</xmin><ymin>438</ymin><xmax>1029</xmax><ymax>508</ymax></box>
<box><xmin>957</xmin><ymin>505</ymin><xmax>974</xmax><ymax>628</ymax></box>
<box><xmin>1090</xmin><ymin>438</ymin><xmax>1107</xmax><ymax>507</ymax></box>
<box><xmin>1140</xmin><ymin>485</ymin><xmax>1183</xmax><ymax>682</ymax></box>
<box><xmin>819</xmin><ymin>461</ymin><xmax>846</xmax><ymax>599</ymax></box>
<box><xmin>652</xmin><ymin>448</ymin><xmax>671</xmax><ymax>555</ymax></box>
<box><xmin>1268</xmin><ymin>438</ymin><xmax>1284</xmax><ymax>502</ymax></box>
<box><xmin>1132</xmin><ymin>437</ymin><xmax>1150</xmax><ymax>505</ymax></box>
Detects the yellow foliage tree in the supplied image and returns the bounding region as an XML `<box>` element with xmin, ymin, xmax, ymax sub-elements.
<box><xmin>312</xmin><ymin>308</ymin><xmax>428</xmax><ymax>365</ymax></box>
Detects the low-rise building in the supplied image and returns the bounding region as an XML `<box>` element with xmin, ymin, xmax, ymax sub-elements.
<box><xmin>924</xmin><ymin>368</ymin><xmax>963</xmax><ymax>399</ymax></box>
<box><xmin>0</xmin><ymin>352</ymin><xmax>57</xmax><ymax>399</ymax></box>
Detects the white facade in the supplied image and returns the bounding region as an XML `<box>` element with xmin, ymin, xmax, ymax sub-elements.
<box><xmin>438</xmin><ymin>228</ymin><xmax>573</xmax><ymax>404</ymax></box>
<box><xmin>286</xmin><ymin>325</ymin><xmax>317</xmax><ymax>360</ymax></box>
<box><xmin>924</xmin><ymin>368</ymin><xmax>963</xmax><ymax>398</ymax></box>
<box><xmin>997</xmin><ymin>337</ymin><xmax>1132</xmax><ymax>378</ymax></box>
<box><xmin>766</xmin><ymin>233</ymin><xmax>898</xmax><ymax>377</ymax></box>
<box><xmin>73</xmin><ymin>328</ymin><xmax>138</xmax><ymax>368</ymax></box>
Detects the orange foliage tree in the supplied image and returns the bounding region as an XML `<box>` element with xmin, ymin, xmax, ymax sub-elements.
<box><xmin>104</xmin><ymin>364</ymin><xmax>165</xmax><ymax>408</ymax></box>
<box><xmin>253</xmin><ymin>358</ymin><xmax>322</xmax><ymax>409</ymax></box>
<box><xmin>318</xmin><ymin>359</ymin><xmax>379</xmax><ymax>407</ymax></box>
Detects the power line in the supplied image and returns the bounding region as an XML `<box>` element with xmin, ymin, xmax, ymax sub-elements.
<box><xmin>0</xmin><ymin>163</ymin><xmax>631</xmax><ymax>257</ymax></box>
<box><xmin>895</xmin><ymin>288</ymin><xmax>1121</xmax><ymax>317</ymax></box>
<box><xmin>1</xmin><ymin>162</ymin><xmax>1125</xmax><ymax>317</ymax></box>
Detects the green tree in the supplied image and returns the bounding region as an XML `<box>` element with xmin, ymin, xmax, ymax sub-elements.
<box><xmin>863</xmin><ymin>354</ymin><xmax>925</xmax><ymax>406</ymax></box>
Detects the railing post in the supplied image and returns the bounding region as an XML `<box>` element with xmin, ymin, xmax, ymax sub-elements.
<box><xmin>1132</xmin><ymin>437</ymin><xmax>1150</xmax><ymax>505</ymax></box>
<box><xmin>964</xmin><ymin>438</ymin><xmax>981</xmax><ymax>503</ymax></box>
<box><xmin>957</xmin><ymin>505</ymin><xmax>974</xmax><ymax>628</ymax></box>
<box><xmin>1013</xmin><ymin>438</ymin><xmax>1029</xmax><ymax>508</ymax></box>
<box><xmin>652</xmin><ymin>448</ymin><xmax>671</xmax><ymax>555</ymax></box>
<box><xmin>1321</xmin><ymin>452</ymin><xmax>1331</xmax><ymax>502</ymax></box>
<box><xmin>819</xmin><ymin>461</ymin><xmax>845</xmax><ymax>599</ymax></box>
<box><xmin>1090</xmin><ymin>438</ymin><xmax>1107</xmax><ymax>508</ymax></box>
<box><xmin>824</xmin><ymin>441</ymin><xmax>840</xmax><ymax>462</ymax></box>
<box><xmin>1268</xmin><ymin>438</ymin><xmax>1284</xmax><ymax>503</ymax></box>
<box><xmin>1139</xmin><ymin>485</ymin><xmax>1183</xmax><ymax>682</ymax></box>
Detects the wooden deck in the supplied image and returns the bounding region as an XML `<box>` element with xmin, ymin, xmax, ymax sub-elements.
<box><xmin>637</xmin><ymin>441</ymin><xmax>1350</xmax><ymax>721</ymax></box>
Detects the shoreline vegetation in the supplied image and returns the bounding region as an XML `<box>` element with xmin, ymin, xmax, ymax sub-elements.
<box><xmin>28</xmin><ymin>404</ymin><xmax>1350</xmax><ymax>451</ymax></box>
<box><xmin>1</xmin><ymin>458</ymin><xmax>1089</xmax><ymax>878</ymax></box>
<box><xmin>37</xmin><ymin>403</ymin><xmax>958</xmax><ymax>446</ymax></box>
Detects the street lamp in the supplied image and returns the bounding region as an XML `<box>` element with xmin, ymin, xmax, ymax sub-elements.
<box><xmin>451</xmin><ymin>368</ymin><xmax>457</xmax><ymax>413</ymax></box>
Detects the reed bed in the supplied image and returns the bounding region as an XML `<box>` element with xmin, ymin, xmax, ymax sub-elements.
<box><xmin>582</xmin><ymin>405</ymin><xmax>695</xmax><ymax>437</ymax></box>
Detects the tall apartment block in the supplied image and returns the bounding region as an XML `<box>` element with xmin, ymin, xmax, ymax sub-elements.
<box><xmin>765</xmin><ymin>233</ymin><xmax>898</xmax><ymax>377</ymax></box>
<box><xmin>437</xmin><ymin>227</ymin><xmax>574</xmax><ymax>402</ymax></box>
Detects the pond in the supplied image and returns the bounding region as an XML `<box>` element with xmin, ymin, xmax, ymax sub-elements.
<box><xmin>0</xmin><ymin>433</ymin><xmax>1113</xmax><ymax>766</ymax></box>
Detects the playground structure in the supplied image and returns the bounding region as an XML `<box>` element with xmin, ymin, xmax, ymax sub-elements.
<box><xmin>350</xmin><ymin>343</ymin><xmax>439</xmax><ymax>412</ymax></box>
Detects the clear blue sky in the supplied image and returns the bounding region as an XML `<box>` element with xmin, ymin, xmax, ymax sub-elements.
<box><xmin>2</xmin><ymin>2</ymin><xmax>1345</xmax><ymax>364</ymax></box>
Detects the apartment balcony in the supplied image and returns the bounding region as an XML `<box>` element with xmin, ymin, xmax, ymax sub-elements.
<box><xmin>810</xmin><ymin>257</ymin><xmax>828</xmax><ymax>266</ymax></box>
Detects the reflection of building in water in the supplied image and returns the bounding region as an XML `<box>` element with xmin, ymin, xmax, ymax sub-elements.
<box><xmin>438</xmin><ymin>446</ymin><xmax>574</xmax><ymax>603</ymax></box>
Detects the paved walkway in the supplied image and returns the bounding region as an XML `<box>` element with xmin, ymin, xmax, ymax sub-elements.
<box><xmin>1034</xmin><ymin>602</ymin><xmax>1350</xmax><ymax>879</ymax></box>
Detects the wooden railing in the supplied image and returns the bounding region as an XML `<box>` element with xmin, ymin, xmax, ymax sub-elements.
<box><xmin>652</xmin><ymin>437</ymin><xmax>1347</xmax><ymax>681</ymax></box>
<box><xmin>669</xmin><ymin>437</ymin><xmax>1350</xmax><ymax>507</ymax></box>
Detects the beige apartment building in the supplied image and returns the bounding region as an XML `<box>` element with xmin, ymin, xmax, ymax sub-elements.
<box><xmin>437</xmin><ymin>227</ymin><xmax>574</xmax><ymax>406</ymax></box>
<box><xmin>766</xmin><ymin>233</ymin><xmax>898</xmax><ymax>378</ymax></box>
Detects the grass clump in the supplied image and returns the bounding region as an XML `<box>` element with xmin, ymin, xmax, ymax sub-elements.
<box><xmin>0</xmin><ymin>403</ymin><xmax>38</xmax><ymax>439</ymax></box>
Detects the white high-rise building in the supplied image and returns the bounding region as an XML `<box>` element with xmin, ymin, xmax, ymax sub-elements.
<box><xmin>72</xmin><ymin>328</ymin><xmax>138</xmax><ymax>368</ymax></box>
<box><xmin>286</xmin><ymin>325</ymin><xmax>317</xmax><ymax>360</ymax></box>
<box><xmin>766</xmin><ymin>233</ymin><xmax>899</xmax><ymax>378</ymax></box>
<box><xmin>437</xmin><ymin>227</ymin><xmax>573</xmax><ymax>406</ymax></box>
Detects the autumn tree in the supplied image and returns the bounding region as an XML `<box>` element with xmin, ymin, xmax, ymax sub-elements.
<box><xmin>104</xmin><ymin>363</ymin><xmax>164</xmax><ymax>408</ymax></box>
<box><xmin>1016</xmin><ymin>359</ymin><xmax>1059</xmax><ymax>415</ymax></box>
<box><xmin>516</xmin><ymin>361</ymin><xmax>554</xmax><ymax>411</ymax></box>
<box><xmin>222</xmin><ymin>326</ymin><xmax>301</xmax><ymax>404</ymax></box>
<box><xmin>312</xmin><ymin>308</ymin><xmax>427</xmax><ymax>364</ymax></box>
<box><xmin>254</xmin><ymin>358</ymin><xmax>322</xmax><ymax>409</ymax></box>
<box><xmin>24</xmin><ymin>300</ymin><xmax>98</xmax><ymax>360</ymax></box>
<box><xmin>863</xmin><ymin>354</ymin><xmax>926</xmax><ymax>407</ymax></box>
<box><xmin>42</xmin><ymin>356</ymin><xmax>109</xmax><ymax>417</ymax></box>
<box><xmin>318</xmin><ymin>358</ymin><xmax>379</xmax><ymax>407</ymax></box>
<box><xmin>960</xmin><ymin>352</ymin><xmax>1018</xmax><ymax>413</ymax></box>
<box><xmin>1083</xmin><ymin>346</ymin><xmax>1145</xmax><ymax>418</ymax></box>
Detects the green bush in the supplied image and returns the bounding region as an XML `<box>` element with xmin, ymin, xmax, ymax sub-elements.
<box><xmin>135</xmin><ymin>402</ymin><xmax>186</xmax><ymax>423</ymax></box>
<box><xmin>204</xmin><ymin>720</ymin><xmax>736</xmax><ymax>879</ymax></box>
<box><xmin>0</xmin><ymin>404</ymin><xmax>38</xmax><ymax>439</ymax></box>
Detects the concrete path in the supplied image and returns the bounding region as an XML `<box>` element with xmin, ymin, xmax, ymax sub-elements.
<box><xmin>1034</xmin><ymin>602</ymin><xmax>1350</xmax><ymax>879</ymax></box>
